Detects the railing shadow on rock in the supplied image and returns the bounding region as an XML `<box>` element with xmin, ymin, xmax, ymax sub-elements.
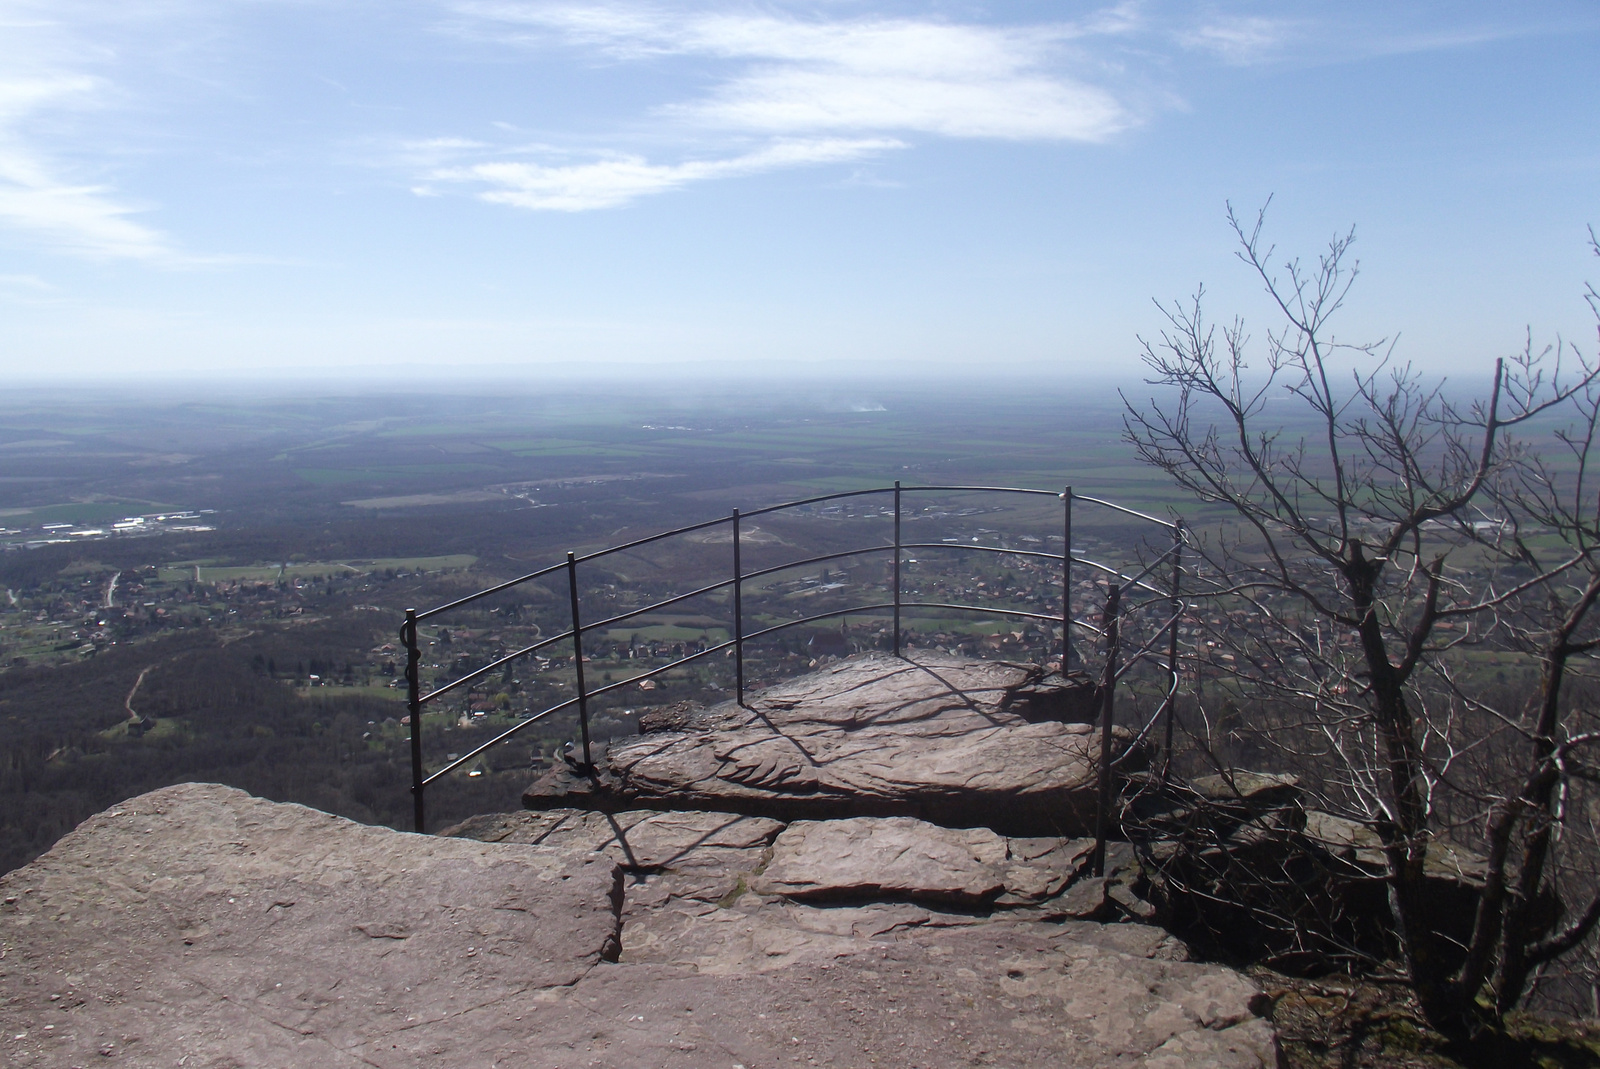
<box><xmin>400</xmin><ymin>483</ymin><xmax>1188</xmax><ymax>870</ymax></box>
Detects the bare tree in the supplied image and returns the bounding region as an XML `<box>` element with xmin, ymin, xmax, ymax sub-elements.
<box><xmin>1123</xmin><ymin>203</ymin><xmax>1600</xmax><ymax>1038</ymax></box>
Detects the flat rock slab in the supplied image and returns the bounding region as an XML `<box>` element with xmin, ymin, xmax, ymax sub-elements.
<box><xmin>4</xmin><ymin>787</ymin><xmax>1276</xmax><ymax>1068</ymax></box>
<box><xmin>444</xmin><ymin>808</ymin><xmax>786</xmax><ymax>910</ymax></box>
<box><xmin>525</xmin><ymin>652</ymin><xmax>1137</xmax><ymax>834</ymax></box>
<box><xmin>547</xmin><ymin>920</ymin><xmax>1278</xmax><ymax>1069</ymax></box>
<box><xmin>753</xmin><ymin>816</ymin><xmax>1094</xmax><ymax>907</ymax></box>
<box><xmin>443</xmin><ymin>808</ymin><xmax>785</xmax><ymax>871</ymax></box>
<box><xmin>0</xmin><ymin>784</ymin><xmax>623</xmax><ymax>1068</ymax></box>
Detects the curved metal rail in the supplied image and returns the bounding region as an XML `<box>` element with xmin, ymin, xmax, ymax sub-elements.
<box><xmin>400</xmin><ymin>482</ymin><xmax>1189</xmax><ymax>838</ymax></box>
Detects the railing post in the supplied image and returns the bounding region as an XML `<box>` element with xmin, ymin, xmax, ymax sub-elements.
<box><xmin>403</xmin><ymin>608</ymin><xmax>425</xmax><ymax>833</ymax></box>
<box><xmin>733</xmin><ymin>509</ymin><xmax>744</xmax><ymax>705</ymax></box>
<box><xmin>1091</xmin><ymin>583</ymin><xmax>1120</xmax><ymax>877</ymax></box>
<box><xmin>1062</xmin><ymin>486</ymin><xmax>1073</xmax><ymax>671</ymax></box>
<box><xmin>567</xmin><ymin>552</ymin><xmax>593</xmax><ymax>770</ymax></box>
<box><xmin>893</xmin><ymin>481</ymin><xmax>902</xmax><ymax>657</ymax></box>
<box><xmin>1162</xmin><ymin>523</ymin><xmax>1183</xmax><ymax>784</ymax></box>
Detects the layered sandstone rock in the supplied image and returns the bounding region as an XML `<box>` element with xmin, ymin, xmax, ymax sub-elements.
<box><xmin>0</xmin><ymin>784</ymin><xmax>1277</xmax><ymax>1068</ymax></box>
<box><xmin>523</xmin><ymin>652</ymin><xmax>1126</xmax><ymax>835</ymax></box>
<box><xmin>0</xmin><ymin>783</ymin><xmax>622</xmax><ymax>1067</ymax></box>
<box><xmin>0</xmin><ymin>652</ymin><xmax>1279</xmax><ymax>1068</ymax></box>
<box><xmin>750</xmin><ymin>816</ymin><xmax>1095</xmax><ymax>907</ymax></box>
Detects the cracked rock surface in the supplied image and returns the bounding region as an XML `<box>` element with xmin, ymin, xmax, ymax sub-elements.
<box><xmin>0</xmin><ymin>783</ymin><xmax>624</xmax><ymax>1067</ymax></box>
<box><xmin>752</xmin><ymin>816</ymin><xmax>1095</xmax><ymax>907</ymax></box>
<box><xmin>523</xmin><ymin>652</ymin><xmax>1123</xmax><ymax>834</ymax></box>
<box><xmin>0</xmin><ymin>656</ymin><xmax>1279</xmax><ymax>1068</ymax></box>
<box><xmin>1</xmin><ymin>787</ymin><xmax>1279</xmax><ymax>1068</ymax></box>
<box><xmin>440</xmin><ymin>803</ymin><xmax>1276</xmax><ymax>1067</ymax></box>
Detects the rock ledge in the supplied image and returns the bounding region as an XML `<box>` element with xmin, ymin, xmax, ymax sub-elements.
<box><xmin>524</xmin><ymin>652</ymin><xmax>1131</xmax><ymax>835</ymax></box>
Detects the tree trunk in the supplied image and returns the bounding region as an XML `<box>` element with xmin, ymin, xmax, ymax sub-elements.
<box><xmin>1348</xmin><ymin>552</ymin><xmax>1472</xmax><ymax>1034</ymax></box>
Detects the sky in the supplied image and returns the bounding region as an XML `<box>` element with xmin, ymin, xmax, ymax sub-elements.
<box><xmin>1</xmin><ymin>1</ymin><xmax>1597</xmax><ymax>386</ymax></box>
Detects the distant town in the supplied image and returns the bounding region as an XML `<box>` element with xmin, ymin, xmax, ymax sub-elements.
<box><xmin>1</xmin><ymin>510</ymin><xmax>217</xmax><ymax>549</ymax></box>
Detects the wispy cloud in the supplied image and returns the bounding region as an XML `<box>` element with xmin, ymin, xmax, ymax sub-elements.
<box><xmin>1177</xmin><ymin>8</ymin><xmax>1584</xmax><ymax>67</ymax></box>
<box><xmin>428</xmin><ymin>3</ymin><xmax>1596</xmax><ymax>212</ymax></box>
<box><xmin>669</xmin><ymin>64</ymin><xmax>1123</xmax><ymax>142</ymax></box>
<box><xmin>0</xmin><ymin>4</ymin><xmax>183</xmax><ymax>261</ymax></box>
<box><xmin>1363</xmin><ymin>23</ymin><xmax>1554</xmax><ymax>58</ymax></box>
<box><xmin>464</xmin><ymin>4</ymin><xmax>1134</xmax><ymax>141</ymax></box>
<box><xmin>1180</xmin><ymin>16</ymin><xmax>1295</xmax><ymax>65</ymax></box>
<box><xmin>0</xmin><ymin>271</ymin><xmax>55</xmax><ymax>292</ymax></box>
<box><xmin>424</xmin><ymin>137</ymin><xmax>902</xmax><ymax>211</ymax></box>
<box><xmin>429</xmin><ymin>2</ymin><xmax>1139</xmax><ymax>210</ymax></box>
<box><xmin>0</xmin><ymin>142</ymin><xmax>179</xmax><ymax>261</ymax></box>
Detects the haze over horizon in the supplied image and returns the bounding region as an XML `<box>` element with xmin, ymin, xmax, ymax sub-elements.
<box><xmin>2</xmin><ymin>1</ymin><xmax>1597</xmax><ymax>384</ymax></box>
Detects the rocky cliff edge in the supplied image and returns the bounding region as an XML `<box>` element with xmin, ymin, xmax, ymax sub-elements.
<box><xmin>0</xmin><ymin>652</ymin><xmax>1280</xmax><ymax>1068</ymax></box>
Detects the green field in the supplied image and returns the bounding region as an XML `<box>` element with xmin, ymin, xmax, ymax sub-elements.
<box><xmin>602</xmin><ymin>624</ymin><xmax>731</xmax><ymax>643</ymax></box>
<box><xmin>488</xmin><ymin>438</ymin><xmax>654</xmax><ymax>458</ymax></box>
<box><xmin>0</xmin><ymin>501</ymin><xmax>173</xmax><ymax>526</ymax></box>
<box><xmin>157</xmin><ymin>555</ymin><xmax>478</xmax><ymax>583</ymax></box>
<box><xmin>292</xmin><ymin>464</ymin><xmax>498</xmax><ymax>485</ymax></box>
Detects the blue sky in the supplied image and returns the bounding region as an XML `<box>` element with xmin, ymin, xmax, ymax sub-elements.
<box><xmin>1</xmin><ymin>1</ymin><xmax>1596</xmax><ymax>384</ymax></box>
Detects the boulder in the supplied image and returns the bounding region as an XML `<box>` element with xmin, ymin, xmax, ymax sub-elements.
<box><xmin>524</xmin><ymin>652</ymin><xmax>1145</xmax><ymax>835</ymax></box>
<box><xmin>1128</xmin><ymin>779</ymin><xmax>1494</xmax><ymax>975</ymax></box>
<box><xmin>751</xmin><ymin>815</ymin><xmax>1093</xmax><ymax>907</ymax></box>
<box><xmin>1300</xmin><ymin>809</ymin><xmax>1487</xmax><ymax>886</ymax></box>
<box><xmin>1192</xmin><ymin>772</ymin><xmax>1302</xmax><ymax>812</ymax></box>
<box><xmin>754</xmin><ymin>817</ymin><xmax>1006</xmax><ymax>904</ymax></box>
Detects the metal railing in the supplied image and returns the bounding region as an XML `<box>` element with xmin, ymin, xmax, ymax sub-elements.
<box><xmin>400</xmin><ymin>482</ymin><xmax>1188</xmax><ymax>861</ymax></box>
